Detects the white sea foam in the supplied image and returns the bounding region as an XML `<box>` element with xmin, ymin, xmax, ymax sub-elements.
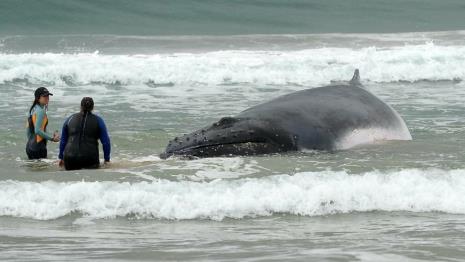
<box><xmin>157</xmin><ymin>157</ymin><xmax>264</xmax><ymax>180</ymax></box>
<box><xmin>1</xmin><ymin>169</ymin><xmax>465</xmax><ymax>220</ymax></box>
<box><xmin>1</xmin><ymin>43</ymin><xmax>465</xmax><ymax>86</ymax></box>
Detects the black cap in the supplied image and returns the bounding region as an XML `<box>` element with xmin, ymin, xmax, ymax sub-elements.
<box><xmin>34</xmin><ymin>87</ymin><xmax>53</xmax><ymax>98</ymax></box>
<box><xmin>81</xmin><ymin>97</ymin><xmax>94</xmax><ymax>112</ymax></box>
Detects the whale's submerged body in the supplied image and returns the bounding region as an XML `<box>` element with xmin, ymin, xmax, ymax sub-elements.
<box><xmin>161</xmin><ymin>70</ymin><xmax>411</xmax><ymax>158</ymax></box>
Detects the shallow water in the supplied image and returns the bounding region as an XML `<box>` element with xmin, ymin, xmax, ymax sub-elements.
<box><xmin>2</xmin><ymin>212</ymin><xmax>465</xmax><ymax>261</ymax></box>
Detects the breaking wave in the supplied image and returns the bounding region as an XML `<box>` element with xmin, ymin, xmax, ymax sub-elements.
<box><xmin>1</xmin><ymin>168</ymin><xmax>464</xmax><ymax>220</ymax></box>
<box><xmin>1</xmin><ymin>43</ymin><xmax>464</xmax><ymax>86</ymax></box>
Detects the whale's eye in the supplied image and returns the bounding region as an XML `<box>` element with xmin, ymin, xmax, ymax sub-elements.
<box><xmin>217</xmin><ymin>117</ymin><xmax>237</xmax><ymax>127</ymax></box>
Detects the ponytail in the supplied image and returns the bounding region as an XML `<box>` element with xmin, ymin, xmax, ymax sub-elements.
<box><xmin>79</xmin><ymin>97</ymin><xmax>94</xmax><ymax>138</ymax></box>
<box><xmin>29</xmin><ymin>99</ymin><xmax>38</xmax><ymax>115</ymax></box>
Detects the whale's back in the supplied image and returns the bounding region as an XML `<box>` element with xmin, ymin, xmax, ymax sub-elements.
<box><xmin>239</xmin><ymin>85</ymin><xmax>411</xmax><ymax>150</ymax></box>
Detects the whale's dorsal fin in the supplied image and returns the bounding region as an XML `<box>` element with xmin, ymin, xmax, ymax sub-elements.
<box><xmin>349</xmin><ymin>69</ymin><xmax>361</xmax><ymax>86</ymax></box>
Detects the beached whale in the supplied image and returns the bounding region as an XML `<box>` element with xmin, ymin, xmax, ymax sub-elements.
<box><xmin>161</xmin><ymin>70</ymin><xmax>411</xmax><ymax>158</ymax></box>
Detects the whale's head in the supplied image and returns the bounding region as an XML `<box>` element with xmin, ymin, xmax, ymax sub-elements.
<box><xmin>160</xmin><ymin>117</ymin><xmax>297</xmax><ymax>159</ymax></box>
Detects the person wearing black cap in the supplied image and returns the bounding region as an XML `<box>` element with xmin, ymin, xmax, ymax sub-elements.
<box><xmin>58</xmin><ymin>97</ymin><xmax>111</xmax><ymax>170</ymax></box>
<box><xmin>26</xmin><ymin>87</ymin><xmax>60</xmax><ymax>159</ymax></box>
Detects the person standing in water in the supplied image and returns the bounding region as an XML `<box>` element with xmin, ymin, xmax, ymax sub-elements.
<box><xmin>58</xmin><ymin>97</ymin><xmax>111</xmax><ymax>170</ymax></box>
<box><xmin>26</xmin><ymin>87</ymin><xmax>60</xmax><ymax>159</ymax></box>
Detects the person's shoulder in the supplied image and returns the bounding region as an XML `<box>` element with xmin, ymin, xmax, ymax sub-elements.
<box><xmin>33</xmin><ymin>104</ymin><xmax>44</xmax><ymax>113</ymax></box>
<box><xmin>93</xmin><ymin>113</ymin><xmax>105</xmax><ymax>120</ymax></box>
<box><xmin>67</xmin><ymin>112</ymin><xmax>80</xmax><ymax>120</ymax></box>
<box><xmin>31</xmin><ymin>105</ymin><xmax>46</xmax><ymax>117</ymax></box>
<box><xmin>64</xmin><ymin>113</ymin><xmax>79</xmax><ymax>123</ymax></box>
<box><xmin>93</xmin><ymin>114</ymin><xmax>107</xmax><ymax>124</ymax></box>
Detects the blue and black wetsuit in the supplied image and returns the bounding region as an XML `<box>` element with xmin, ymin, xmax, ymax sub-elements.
<box><xmin>26</xmin><ymin>104</ymin><xmax>53</xmax><ymax>159</ymax></box>
<box><xmin>59</xmin><ymin>112</ymin><xmax>111</xmax><ymax>170</ymax></box>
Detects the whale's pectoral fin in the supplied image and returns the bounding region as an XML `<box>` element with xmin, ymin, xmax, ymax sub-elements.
<box><xmin>349</xmin><ymin>69</ymin><xmax>361</xmax><ymax>86</ymax></box>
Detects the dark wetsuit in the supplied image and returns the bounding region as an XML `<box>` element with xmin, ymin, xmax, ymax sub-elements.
<box><xmin>26</xmin><ymin>105</ymin><xmax>53</xmax><ymax>159</ymax></box>
<box><xmin>59</xmin><ymin>112</ymin><xmax>111</xmax><ymax>170</ymax></box>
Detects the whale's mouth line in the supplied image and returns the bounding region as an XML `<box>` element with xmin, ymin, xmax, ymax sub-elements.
<box><xmin>163</xmin><ymin>139</ymin><xmax>278</xmax><ymax>158</ymax></box>
<box><xmin>188</xmin><ymin>140</ymin><xmax>270</xmax><ymax>151</ymax></box>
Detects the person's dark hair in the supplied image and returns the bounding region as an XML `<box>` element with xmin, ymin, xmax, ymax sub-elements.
<box><xmin>29</xmin><ymin>87</ymin><xmax>42</xmax><ymax>114</ymax></box>
<box><xmin>29</xmin><ymin>87</ymin><xmax>53</xmax><ymax>114</ymax></box>
<box><xmin>79</xmin><ymin>97</ymin><xmax>94</xmax><ymax>137</ymax></box>
<box><xmin>81</xmin><ymin>97</ymin><xmax>94</xmax><ymax>113</ymax></box>
<box><xmin>29</xmin><ymin>98</ymin><xmax>39</xmax><ymax>115</ymax></box>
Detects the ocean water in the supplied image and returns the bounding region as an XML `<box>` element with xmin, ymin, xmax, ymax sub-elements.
<box><xmin>2</xmin><ymin>1</ymin><xmax>465</xmax><ymax>261</ymax></box>
<box><xmin>2</xmin><ymin>0</ymin><xmax>465</xmax><ymax>35</ymax></box>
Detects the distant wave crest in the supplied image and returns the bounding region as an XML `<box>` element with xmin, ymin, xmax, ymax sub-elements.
<box><xmin>1</xmin><ymin>44</ymin><xmax>464</xmax><ymax>86</ymax></box>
